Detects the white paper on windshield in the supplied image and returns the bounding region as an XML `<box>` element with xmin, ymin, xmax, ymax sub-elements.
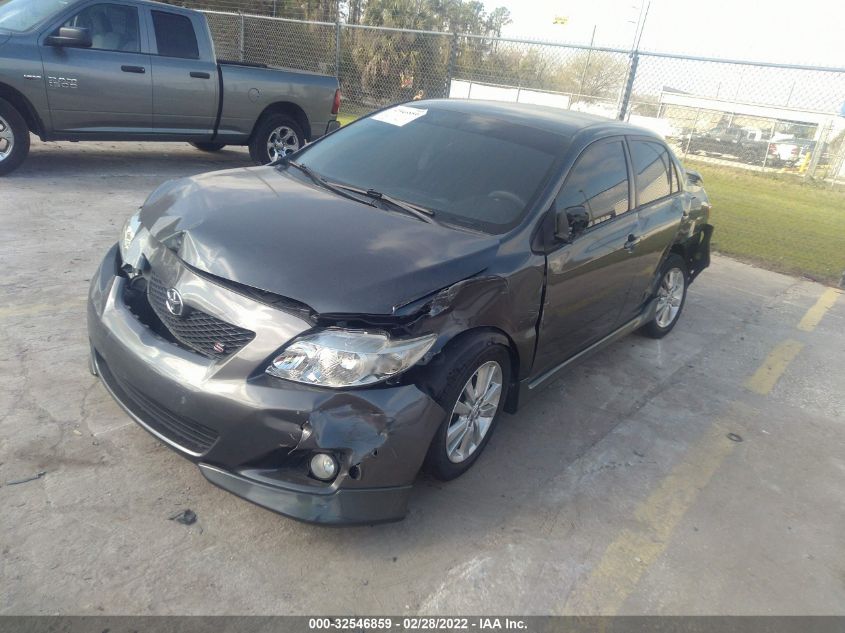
<box><xmin>371</xmin><ymin>105</ymin><xmax>428</xmax><ymax>127</ymax></box>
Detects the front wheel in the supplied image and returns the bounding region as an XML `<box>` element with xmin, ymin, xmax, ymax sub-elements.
<box><xmin>0</xmin><ymin>98</ymin><xmax>30</xmax><ymax>176</ymax></box>
<box><xmin>249</xmin><ymin>114</ymin><xmax>305</xmax><ymax>165</ymax></box>
<box><xmin>640</xmin><ymin>254</ymin><xmax>688</xmax><ymax>339</ymax></box>
<box><xmin>424</xmin><ymin>342</ymin><xmax>511</xmax><ymax>480</ymax></box>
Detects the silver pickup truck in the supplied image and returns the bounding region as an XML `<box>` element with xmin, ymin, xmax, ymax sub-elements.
<box><xmin>0</xmin><ymin>0</ymin><xmax>341</xmax><ymax>175</ymax></box>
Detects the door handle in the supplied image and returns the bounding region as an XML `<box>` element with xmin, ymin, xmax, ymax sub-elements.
<box><xmin>190</xmin><ymin>71</ymin><xmax>211</xmax><ymax>79</ymax></box>
<box><xmin>624</xmin><ymin>234</ymin><xmax>641</xmax><ymax>252</ymax></box>
<box><xmin>121</xmin><ymin>65</ymin><xmax>146</xmax><ymax>74</ymax></box>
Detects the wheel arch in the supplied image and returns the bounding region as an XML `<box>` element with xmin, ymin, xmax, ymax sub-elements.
<box><xmin>0</xmin><ymin>83</ymin><xmax>46</xmax><ymax>139</ymax></box>
<box><xmin>414</xmin><ymin>326</ymin><xmax>522</xmax><ymax>414</ymax></box>
<box><xmin>250</xmin><ymin>101</ymin><xmax>311</xmax><ymax>142</ymax></box>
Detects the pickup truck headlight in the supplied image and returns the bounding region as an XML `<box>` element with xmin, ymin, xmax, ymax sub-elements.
<box><xmin>266</xmin><ymin>329</ymin><xmax>437</xmax><ymax>388</ymax></box>
<box><xmin>119</xmin><ymin>211</ymin><xmax>141</xmax><ymax>263</ymax></box>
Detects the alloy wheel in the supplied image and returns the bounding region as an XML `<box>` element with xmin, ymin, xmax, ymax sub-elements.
<box><xmin>0</xmin><ymin>115</ymin><xmax>14</xmax><ymax>163</ymax></box>
<box><xmin>655</xmin><ymin>267</ymin><xmax>685</xmax><ymax>328</ymax></box>
<box><xmin>266</xmin><ymin>126</ymin><xmax>300</xmax><ymax>162</ymax></box>
<box><xmin>446</xmin><ymin>361</ymin><xmax>503</xmax><ymax>463</ymax></box>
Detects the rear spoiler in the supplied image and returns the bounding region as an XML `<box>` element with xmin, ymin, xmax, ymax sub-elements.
<box><xmin>686</xmin><ymin>169</ymin><xmax>703</xmax><ymax>186</ymax></box>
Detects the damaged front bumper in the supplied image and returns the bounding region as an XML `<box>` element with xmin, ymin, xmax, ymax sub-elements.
<box><xmin>87</xmin><ymin>245</ymin><xmax>445</xmax><ymax>524</ymax></box>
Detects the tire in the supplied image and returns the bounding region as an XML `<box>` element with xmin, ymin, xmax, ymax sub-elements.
<box><xmin>423</xmin><ymin>339</ymin><xmax>511</xmax><ymax>481</ymax></box>
<box><xmin>740</xmin><ymin>147</ymin><xmax>763</xmax><ymax>164</ymax></box>
<box><xmin>249</xmin><ymin>113</ymin><xmax>305</xmax><ymax>165</ymax></box>
<box><xmin>190</xmin><ymin>141</ymin><xmax>226</xmax><ymax>152</ymax></box>
<box><xmin>640</xmin><ymin>254</ymin><xmax>688</xmax><ymax>339</ymax></box>
<box><xmin>0</xmin><ymin>98</ymin><xmax>30</xmax><ymax>176</ymax></box>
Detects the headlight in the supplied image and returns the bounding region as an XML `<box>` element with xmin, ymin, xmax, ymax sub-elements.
<box><xmin>119</xmin><ymin>211</ymin><xmax>141</xmax><ymax>262</ymax></box>
<box><xmin>266</xmin><ymin>329</ymin><xmax>437</xmax><ymax>388</ymax></box>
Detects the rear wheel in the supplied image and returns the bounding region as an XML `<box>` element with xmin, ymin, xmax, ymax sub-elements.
<box><xmin>424</xmin><ymin>341</ymin><xmax>510</xmax><ymax>480</ymax></box>
<box><xmin>249</xmin><ymin>113</ymin><xmax>305</xmax><ymax>165</ymax></box>
<box><xmin>0</xmin><ymin>98</ymin><xmax>30</xmax><ymax>176</ymax></box>
<box><xmin>190</xmin><ymin>141</ymin><xmax>226</xmax><ymax>152</ymax></box>
<box><xmin>640</xmin><ymin>254</ymin><xmax>688</xmax><ymax>339</ymax></box>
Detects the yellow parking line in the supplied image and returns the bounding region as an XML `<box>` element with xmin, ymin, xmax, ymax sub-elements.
<box><xmin>562</xmin><ymin>422</ymin><xmax>737</xmax><ymax>615</ymax></box>
<box><xmin>0</xmin><ymin>299</ymin><xmax>84</xmax><ymax>319</ymax></box>
<box><xmin>797</xmin><ymin>288</ymin><xmax>841</xmax><ymax>332</ymax></box>
<box><xmin>744</xmin><ymin>339</ymin><xmax>804</xmax><ymax>395</ymax></box>
<box><xmin>563</xmin><ymin>301</ymin><xmax>814</xmax><ymax>612</ymax></box>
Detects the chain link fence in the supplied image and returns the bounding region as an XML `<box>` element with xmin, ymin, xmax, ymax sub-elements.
<box><xmin>188</xmin><ymin>7</ymin><xmax>845</xmax><ymax>184</ymax></box>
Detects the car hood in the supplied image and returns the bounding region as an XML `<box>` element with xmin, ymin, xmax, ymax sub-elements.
<box><xmin>0</xmin><ymin>31</ymin><xmax>11</xmax><ymax>47</ymax></box>
<box><xmin>140</xmin><ymin>167</ymin><xmax>500</xmax><ymax>315</ymax></box>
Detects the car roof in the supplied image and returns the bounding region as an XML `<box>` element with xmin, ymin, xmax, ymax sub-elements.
<box><xmin>415</xmin><ymin>99</ymin><xmax>662</xmax><ymax>141</ymax></box>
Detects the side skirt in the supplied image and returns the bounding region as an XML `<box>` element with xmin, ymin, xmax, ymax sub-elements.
<box><xmin>515</xmin><ymin>297</ymin><xmax>658</xmax><ymax>405</ymax></box>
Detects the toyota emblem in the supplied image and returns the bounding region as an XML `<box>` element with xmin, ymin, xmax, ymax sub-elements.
<box><xmin>165</xmin><ymin>288</ymin><xmax>184</xmax><ymax>317</ymax></box>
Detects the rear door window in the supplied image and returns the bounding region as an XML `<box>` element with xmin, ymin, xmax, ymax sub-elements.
<box><xmin>151</xmin><ymin>10</ymin><xmax>199</xmax><ymax>59</ymax></box>
<box><xmin>557</xmin><ymin>139</ymin><xmax>630</xmax><ymax>227</ymax></box>
<box><xmin>629</xmin><ymin>140</ymin><xmax>672</xmax><ymax>206</ymax></box>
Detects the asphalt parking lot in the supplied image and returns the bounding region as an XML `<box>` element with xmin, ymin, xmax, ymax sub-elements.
<box><xmin>2</xmin><ymin>140</ymin><xmax>844</xmax><ymax>615</ymax></box>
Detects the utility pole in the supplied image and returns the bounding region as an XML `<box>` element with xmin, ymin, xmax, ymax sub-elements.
<box><xmin>617</xmin><ymin>0</ymin><xmax>650</xmax><ymax>120</ymax></box>
<box><xmin>577</xmin><ymin>25</ymin><xmax>597</xmax><ymax>103</ymax></box>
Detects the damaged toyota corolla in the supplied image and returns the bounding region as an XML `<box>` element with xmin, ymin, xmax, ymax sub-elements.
<box><xmin>88</xmin><ymin>99</ymin><xmax>712</xmax><ymax>524</ymax></box>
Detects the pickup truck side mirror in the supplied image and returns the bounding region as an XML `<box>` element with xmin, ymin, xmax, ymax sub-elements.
<box><xmin>45</xmin><ymin>27</ymin><xmax>93</xmax><ymax>49</ymax></box>
<box><xmin>554</xmin><ymin>204</ymin><xmax>590</xmax><ymax>242</ymax></box>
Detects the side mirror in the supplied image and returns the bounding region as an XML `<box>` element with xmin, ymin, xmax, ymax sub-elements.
<box><xmin>685</xmin><ymin>169</ymin><xmax>703</xmax><ymax>187</ymax></box>
<box><xmin>554</xmin><ymin>204</ymin><xmax>590</xmax><ymax>242</ymax></box>
<box><xmin>45</xmin><ymin>27</ymin><xmax>92</xmax><ymax>48</ymax></box>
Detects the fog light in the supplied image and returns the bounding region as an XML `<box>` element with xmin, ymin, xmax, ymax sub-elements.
<box><xmin>310</xmin><ymin>453</ymin><xmax>338</xmax><ymax>481</ymax></box>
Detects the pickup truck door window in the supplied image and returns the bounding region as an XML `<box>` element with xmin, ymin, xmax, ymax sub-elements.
<box><xmin>618</xmin><ymin>138</ymin><xmax>685</xmax><ymax>323</ymax></box>
<box><xmin>41</xmin><ymin>3</ymin><xmax>152</xmax><ymax>133</ymax></box>
<box><xmin>533</xmin><ymin>138</ymin><xmax>641</xmax><ymax>376</ymax></box>
<box><xmin>148</xmin><ymin>10</ymin><xmax>218</xmax><ymax>135</ymax></box>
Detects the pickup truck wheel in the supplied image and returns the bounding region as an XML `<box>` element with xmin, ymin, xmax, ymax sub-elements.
<box><xmin>190</xmin><ymin>142</ymin><xmax>226</xmax><ymax>152</ymax></box>
<box><xmin>423</xmin><ymin>342</ymin><xmax>511</xmax><ymax>481</ymax></box>
<box><xmin>0</xmin><ymin>99</ymin><xmax>30</xmax><ymax>176</ymax></box>
<box><xmin>250</xmin><ymin>114</ymin><xmax>304</xmax><ymax>165</ymax></box>
<box><xmin>641</xmin><ymin>254</ymin><xmax>688</xmax><ymax>339</ymax></box>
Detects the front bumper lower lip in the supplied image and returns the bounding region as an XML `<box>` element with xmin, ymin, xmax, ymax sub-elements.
<box><xmin>198</xmin><ymin>464</ymin><xmax>411</xmax><ymax>525</ymax></box>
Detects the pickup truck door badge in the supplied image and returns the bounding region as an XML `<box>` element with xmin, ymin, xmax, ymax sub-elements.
<box><xmin>48</xmin><ymin>76</ymin><xmax>78</xmax><ymax>89</ymax></box>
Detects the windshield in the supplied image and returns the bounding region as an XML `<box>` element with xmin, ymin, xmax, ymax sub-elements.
<box><xmin>293</xmin><ymin>104</ymin><xmax>567</xmax><ymax>233</ymax></box>
<box><xmin>0</xmin><ymin>0</ymin><xmax>70</xmax><ymax>32</ymax></box>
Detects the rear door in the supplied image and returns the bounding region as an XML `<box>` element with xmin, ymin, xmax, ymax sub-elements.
<box><xmin>40</xmin><ymin>1</ymin><xmax>152</xmax><ymax>134</ymax></box>
<box><xmin>533</xmin><ymin>137</ymin><xmax>641</xmax><ymax>375</ymax></box>
<box><xmin>146</xmin><ymin>8</ymin><xmax>218</xmax><ymax>136</ymax></box>
<box><xmin>617</xmin><ymin>137</ymin><xmax>685</xmax><ymax>322</ymax></box>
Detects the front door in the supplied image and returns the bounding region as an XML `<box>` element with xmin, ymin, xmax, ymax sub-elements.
<box><xmin>533</xmin><ymin>137</ymin><xmax>641</xmax><ymax>376</ymax></box>
<box><xmin>41</xmin><ymin>2</ymin><xmax>152</xmax><ymax>134</ymax></box>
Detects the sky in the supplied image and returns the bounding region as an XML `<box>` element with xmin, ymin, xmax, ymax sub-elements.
<box><xmin>483</xmin><ymin>0</ymin><xmax>845</xmax><ymax>67</ymax></box>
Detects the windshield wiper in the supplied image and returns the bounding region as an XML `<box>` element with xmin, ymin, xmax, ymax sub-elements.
<box><xmin>275</xmin><ymin>158</ymin><xmax>377</xmax><ymax>208</ymax></box>
<box><xmin>332</xmin><ymin>184</ymin><xmax>436</xmax><ymax>224</ymax></box>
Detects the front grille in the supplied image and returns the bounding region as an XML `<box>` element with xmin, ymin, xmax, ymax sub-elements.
<box><xmin>147</xmin><ymin>273</ymin><xmax>255</xmax><ymax>360</ymax></box>
<box><xmin>96</xmin><ymin>352</ymin><xmax>219</xmax><ymax>455</ymax></box>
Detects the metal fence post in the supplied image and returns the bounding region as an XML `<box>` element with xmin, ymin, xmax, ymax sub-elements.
<box><xmin>238</xmin><ymin>11</ymin><xmax>244</xmax><ymax>62</ymax></box>
<box><xmin>616</xmin><ymin>52</ymin><xmax>638</xmax><ymax>121</ymax></box>
<box><xmin>444</xmin><ymin>32</ymin><xmax>459</xmax><ymax>98</ymax></box>
<box><xmin>335</xmin><ymin>15</ymin><xmax>342</xmax><ymax>77</ymax></box>
<box><xmin>805</xmin><ymin>121</ymin><xmax>831</xmax><ymax>181</ymax></box>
